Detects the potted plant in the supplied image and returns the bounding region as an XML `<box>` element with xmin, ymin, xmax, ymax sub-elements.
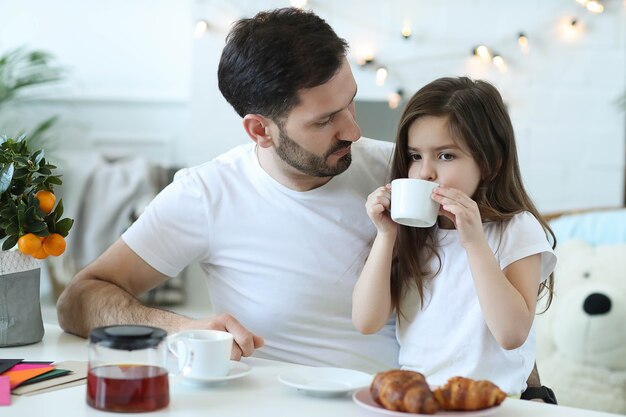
<box><xmin>0</xmin><ymin>134</ymin><xmax>73</xmax><ymax>347</ymax></box>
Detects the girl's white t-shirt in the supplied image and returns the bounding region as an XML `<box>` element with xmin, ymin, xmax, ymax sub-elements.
<box><xmin>397</xmin><ymin>212</ymin><xmax>557</xmax><ymax>394</ymax></box>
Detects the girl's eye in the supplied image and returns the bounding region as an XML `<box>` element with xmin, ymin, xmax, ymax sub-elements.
<box><xmin>440</xmin><ymin>153</ymin><xmax>454</xmax><ymax>161</ymax></box>
<box><xmin>409</xmin><ymin>153</ymin><xmax>421</xmax><ymax>161</ymax></box>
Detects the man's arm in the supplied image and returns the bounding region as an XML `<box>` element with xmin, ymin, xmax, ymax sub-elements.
<box><xmin>56</xmin><ymin>239</ymin><xmax>263</xmax><ymax>358</ymax></box>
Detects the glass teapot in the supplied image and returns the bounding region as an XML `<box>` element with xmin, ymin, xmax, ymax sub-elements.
<box><xmin>87</xmin><ymin>325</ymin><xmax>187</xmax><ymax>413</ymax></box>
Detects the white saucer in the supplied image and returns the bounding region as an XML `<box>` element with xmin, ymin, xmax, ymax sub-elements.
<box><xmin>353</xmin><ymin>388</ymin><xmax>503</xmax><ymax>416</ymax></box>
<box><xmin>278</xmin><ymin>367</ymin><xmax>372</xmax><ymax>397</ymax></box>
<box><xmin>183</xmin><ymin>361</ymin><xmax>251</xmax><ymax>384</ymax></box>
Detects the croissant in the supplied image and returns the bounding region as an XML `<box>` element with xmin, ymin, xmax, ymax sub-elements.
<box><xmin>370</xmin><ymin>370</ymin><xmax>440</xmax><ymax>414</ymax></box>
<box><xmin>432</xmin><ymin>376</ymin><xmax>507</xmax><ymax>411</ymax></box>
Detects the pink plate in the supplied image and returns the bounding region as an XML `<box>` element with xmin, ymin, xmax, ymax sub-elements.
<box><xmin>352</xmin><ymin>388</ymin><xmax>503</xmax><ymax>417</ymax></box>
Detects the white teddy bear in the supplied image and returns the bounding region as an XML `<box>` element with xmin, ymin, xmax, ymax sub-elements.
<box><xmin>536</xmin><ymin>239</ymin><xmax>626</xmax><ymax>414</ymax></box>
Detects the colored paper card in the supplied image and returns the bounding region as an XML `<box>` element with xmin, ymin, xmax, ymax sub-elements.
<box><xmin>18</xmin><ymin>368</ymin><xmax>71</xmax><ymax>386</ymax></box>
<box><xmin>12</xmin><ymin>361</ymin><xmax>87</xmax><ymax>396</ymax></box>
<box><xmin>4</xmin><ymin>366</ymin><xmax>54</xmax><ymax>389</ymax></box>
<box><xmin>9</xmin><ymin>363</ymin><xmax>54</xmax><ymax>372</ymax></box>
<box><xmin>0</xmin><ymin>359</ymin><xmax>23</xmax><ymax>375</ymax></box>
<box><xmin>0</xmin><ymin>376</ymin><xmax>10</xmax><ymax>406</ymax></box>
<box><xmin>19</xmin><ymin>379</ymin><xmax>85</xmax><ymax>397</ymax></box>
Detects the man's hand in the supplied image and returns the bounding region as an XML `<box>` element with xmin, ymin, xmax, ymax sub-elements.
<box><xmin>181</xmin><ymin>313</ymin><xmax>264</xmax><ymax>360</ymax></box>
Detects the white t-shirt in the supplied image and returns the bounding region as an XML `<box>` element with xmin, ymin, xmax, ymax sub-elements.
<box><xmin>397</xmin><ymin>212</ymin><xmax>557</xmax><ymax>394</ymax></box>
<box><xmin>122</xmin><ymin>138</ymin><xmax>399</xmax><ymax>373</ymax></box>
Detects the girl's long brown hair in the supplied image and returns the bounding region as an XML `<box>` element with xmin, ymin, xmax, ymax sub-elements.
<box><xmin>390</xmin><ymin>77</ymin><xmax>556</xmax><ymax>319</ymax></box>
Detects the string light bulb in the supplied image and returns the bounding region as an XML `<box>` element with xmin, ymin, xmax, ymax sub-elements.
<box><xmin>354</xmin><ymin>44</ymin><xmax>376</xmax><ymax>67</ymax></box>
<box><xmin>194</xmin><ymin>20</ymin><xmax>209</xmax><ymax>38</ymax></box>
<box><xmin>473</xmin><ymin>45</ymin><xmax>492</xmax><ymax>62</ymax></box>
<box><xmin>492</xmin><ymin>54</ymin><xmax>508</xmax><ymax>73</ymax></box>
<box><xmin>575</xmin><ymin>0</ymin><xmax>604</xmax><ymax>13</ymax></box>
<box><xmin>356</xmin><ymin>55</ymin><xmax>375</xmax><ymax>67</ymax></box>
<box><xmin>560</xmin><ymin>17</ymin><xmax>583</xmax><ymax>40</ymax></box>
<box><xmin>290</xmin><ymin>0</ymin><xmax>308</xmax><ymax>8</ymax></box>
<box><xmin>401</xmin><ymin>19</ymin><xmax>412</xmax><ymax>39</ymax></box>
<box><xmin>585</xmin><ymin>0</ymin><xmax>604</xmax><ymax>13</ymax></box>
<box><xmin>518</xmin><ymin>33</ymin><xmax>530</xmax><ymax>54</ymax></box>
<box><xmin>388</xmin><ymin>90</ymin><xmax>404</xmax><ymax>109</ymax></box>
<box><xmin>376</xmin><ymin>67</ymin><xmax>388</xmax><ymax>86</ymax></box>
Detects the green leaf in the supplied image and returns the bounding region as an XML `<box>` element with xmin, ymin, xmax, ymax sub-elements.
<box><xmin>37</xmin><ymin>167</ymin><xmax>52</xmax><ymax>175</ymax></box>
<box><xmin>28</xmin><ymin>221</ymin><xmax>48</xmax><ymax>233</ymax></box>
<box><xmin>2</xmin><ymin>235</ymin><xmax>18</xmax><ymax>251</ymax></box>
<box><xmin>0</xmin><ymin>210</ymin><xmax>15</xmax><ymax>221</ymax></box>
<box><xmin>55</xmin><ymin>217</ymin><xmax>74</xmax><ymax>237</ymax></box>
<box><xmin>32</xmin><ymin>149</ymin><xmax>45</xmax><ymax>164</ymax></box>
<box><xmin>13</xmin><ymin>167</ymin><xmax>29</xmax><ymax>179</ymax></box>
<box><xmin>11</xmin><ymin>183</ymin><xmax>26</xmax><ymax>195</ymax></box>
<box><xmin>54</xmin><ymin>198</ymin><xmax>64</xmax><ymax>221</ymax></box>
<box><xmin>24</xmin><ymin>205</ymin><xmax>36</xmax><ymax>222</ymax></box>
<box><xmin>0</xmin><ymin>205</ymin><xmax>14</xmax><ymax>219</ymax></box>
<box><xmin>5</xmin><ymin>222</ymin><xmax>18</xmax><ymax>236</ymax></box>
<box><xmin>17</xmin><ymin>199</ymin><xmax>27</xmax><ymax>215</ymax></box>
<box><xmin>0</xmin><ymin>162</ymin><xmax>14</xmax><ymax>194</ymax></box>
<box><xmin>47</xmin><ymin>176</ymin><xmax>62</xmax><ymax>186</ymax></box>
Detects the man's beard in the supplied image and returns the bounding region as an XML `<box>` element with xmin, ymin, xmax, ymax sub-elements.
<box><xmin>274</xmin><ymin>125</ymin><xmax>353</xmax><ymax>177</ymax></box>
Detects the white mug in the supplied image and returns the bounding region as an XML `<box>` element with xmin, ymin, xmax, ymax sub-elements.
<box><xmin>168</xmin><ymin>329</ymin><xmax>233</xmax><ymax>378</ymax></box>
<box><xmin>391</xmin><ymin>178</ymin><xmax>440</xmax><ymax>227</ymax></box>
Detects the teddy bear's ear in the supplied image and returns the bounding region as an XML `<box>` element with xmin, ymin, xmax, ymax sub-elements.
<box><xmin>555</xmin><ymin>239</ymin><xmax>591</xmax><ymax>263</ymax></box>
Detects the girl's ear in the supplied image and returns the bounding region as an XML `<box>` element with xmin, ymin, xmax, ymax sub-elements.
<box><xmin>242</xmin><ymin>114</ymin><xmax>273</xmax><ymax>148</ymax></box>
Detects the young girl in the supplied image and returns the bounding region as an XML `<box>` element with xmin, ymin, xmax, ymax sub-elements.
<box><xmin>352</xmin><ymin>77</ymin><xmax>556</xmax><ymax>395</ymax></box>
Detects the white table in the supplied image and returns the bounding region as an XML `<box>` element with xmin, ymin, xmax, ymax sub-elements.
<box><xmin>1</xmin><ymin>324</ymin><xmax>621</xmax><ymax>416</ymax></box>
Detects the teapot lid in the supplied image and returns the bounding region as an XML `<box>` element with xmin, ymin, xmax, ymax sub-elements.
<box><xmin>89</xmin><ymin>325</ymin><xmax>167</xmax><ymax>350</ymax></box>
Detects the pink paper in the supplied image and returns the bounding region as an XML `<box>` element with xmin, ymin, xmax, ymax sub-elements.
<box><xmin>0</xmin><ymin>376</ymin><xmax>10</xmax><ymax>406</ymax></box>
<box><xmin>8</xmin><ymin>363</ymin><xmax>53</xmax><ymax>372</ymax></box>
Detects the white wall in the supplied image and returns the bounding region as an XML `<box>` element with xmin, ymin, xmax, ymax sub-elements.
<box><xmin>188</xmin><ymin>0</ymin><xmax>626</xmax><ymax>213</ymax></box>
<box><xmin>0</xmin><ymin>0</ymin><xmax>192</xmax><ymax>166</ymax></box>
<box><xmin>1</xmin><ymin>0</ymin><xmax>625</xmax><ymax>212</ymax></box>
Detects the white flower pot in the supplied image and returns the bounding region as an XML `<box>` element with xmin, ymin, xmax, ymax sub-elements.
<box><xmin>0</xmin><ymin>250</ymin><xmax>44</xmax><ymax>347</ymax></box>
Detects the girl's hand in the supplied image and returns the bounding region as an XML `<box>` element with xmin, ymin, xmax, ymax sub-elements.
<box><xmin>365</xmin><ymin>184</ymin><xmax>397</xmax><ymax>236</ymax></box>
<box><xmin>432</xmin><ymin>185</ymin><xmax>485</xmax><ymax>247</ymax></box>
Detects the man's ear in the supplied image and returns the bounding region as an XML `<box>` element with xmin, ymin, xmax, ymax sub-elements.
<box><xmin>242</xmin><ymin>114</ymin><xmax>273</xmax><ymax>148</ymax></box>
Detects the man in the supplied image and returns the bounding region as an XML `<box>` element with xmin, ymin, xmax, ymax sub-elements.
<box><xmin>57</xmin><ymin>7</ymin><xmax>396</xmax><ymax>373</ymax></box>
<box><xmin>57</xmin><ymin>8</ymin><xmax>553</xmax><ymax>401</ymax></box>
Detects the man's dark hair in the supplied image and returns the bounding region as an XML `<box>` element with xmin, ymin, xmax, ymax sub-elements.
<box><xmin>218</xmin><ymin>7</ymin><xmax>348</xmax><ymax>121</ymax></box>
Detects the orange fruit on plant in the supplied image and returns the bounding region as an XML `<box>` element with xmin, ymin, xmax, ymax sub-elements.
<box><xmin>31</xmin><ymin>245</ymin><xmax>49</xmax><ymax>259</ymax></box>
<box><xmin>17</xmin><ymin>233</ymin><xmax>43</xmax><ymax>255</ymax></box>
<box><xmin>42</xmin><ymin>233</ymin><xmax>66</xmax><ymax>256</ymax></box>
<box><xmin>35</xmin><ymin>190</ymin><xmax>56</xmax><ymax>214</ymax></box>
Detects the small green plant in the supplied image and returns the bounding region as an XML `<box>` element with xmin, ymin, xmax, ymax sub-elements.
<box><xmin>0</xmin><ymin>135</ymin><xmax>73</xmax><ymax>257</ymax></box>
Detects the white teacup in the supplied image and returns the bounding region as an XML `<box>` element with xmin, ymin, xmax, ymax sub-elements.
<box><xmin>391</xmin><ymin>178</ymin><xmax>440</xmax><ymax>227</ymax></box>
<box><xmin>168</xmin><ymin>330</ymin><xmax>233</xmax><ymax>378</ymax></box>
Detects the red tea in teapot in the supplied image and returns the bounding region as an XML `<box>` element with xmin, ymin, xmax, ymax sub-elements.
<box><xmin>87</xmin><ymin>364</ymin><xmax>169</xmax><ymax>412</ymax></box>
